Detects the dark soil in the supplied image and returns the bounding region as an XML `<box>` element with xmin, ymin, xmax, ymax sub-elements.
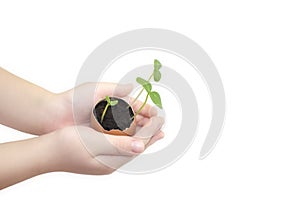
<box><xmin>93</xmin><ymin>97</ymin><xmax>134</xmax><ymax>131</ymax></box>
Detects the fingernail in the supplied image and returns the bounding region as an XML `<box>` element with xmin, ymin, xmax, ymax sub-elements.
<box><xmin>131</xmin><ymin>140</ymin><xmax>144</xmax><ymax>153</ymax></box>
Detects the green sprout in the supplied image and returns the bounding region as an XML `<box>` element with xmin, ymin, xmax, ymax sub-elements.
<box><xmin>131</xmin><ymin>59</ymin><xmax>163</xmax><ymax>119</ymax></box>
<box><xmin>101</xmin><ymin>96</ymin><xmax>118</xmax><ymax>123</ymax></box>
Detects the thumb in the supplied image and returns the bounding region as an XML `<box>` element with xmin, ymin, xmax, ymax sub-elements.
<box><xmin>112</xmin><ymin>83</ymin><xmax>133</xmax><ymax>97</ymax></box>
<box><xmin>94</xmin><ymin>83</ymin><xmax>133</xmax><ymax>102</ymax></box>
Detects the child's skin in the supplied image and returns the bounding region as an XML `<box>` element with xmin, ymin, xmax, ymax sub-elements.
<box><xmin>0</xmin><ymin>67</ymin><xmax>164</xmax><ymax>189</ymax></box>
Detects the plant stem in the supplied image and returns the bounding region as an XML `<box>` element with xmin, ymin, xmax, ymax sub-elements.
<box><xmin>131</xmin><ymin>74</ymin><xmax>153</xmax><ymax>106</ymax></box>
<box><xmin>131</xmin><ymin>93</ymin><xmax>149</xmax><ymax>120</ymax></box>
<box><xmin>101</xmin><ymin>103</ymin><xmax>110</xmax><ymax>123</ymax></box>
<box><xmin>147</xmin><ymin>74</ymin><xmax>154</xmax><ymax>82</ymax></box>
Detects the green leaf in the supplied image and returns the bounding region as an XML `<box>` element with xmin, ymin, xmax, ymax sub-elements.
<box><xmin>154</xmin><ymin>59</ymin><xmax>162</xmax><ymax>70</ymax></box>
<box><xmin>136</xmin><ymin>77</ymin><xmax>152</xmax><ymax>93</ymax></box>
<box><xmin>143</xmin><ymin>83</ymin><xmax>152</xmax><ymax>93</ymax></box>
<box><xmin>136</xmin><ymin>77</ymin><xmax>148</xmax><ymax>85</ymax></box>
<box><xmin>153</xmin><ymin>70</ymin><xmax>161</xmax><ymax>82</ymax></box>
<box><xmin>105</xmin><ymin>96</ymin><xmax>111</xmax><ymax>104</ymax></box>
<box><xmin>149</xmin><ymin>91</ymin><xmax>162</xmax><ymax>109</ymax></box>
<box><xmin>110</xmin><ymin>100</ymin><xmax>118</xmax><ymax>106</ymax></box>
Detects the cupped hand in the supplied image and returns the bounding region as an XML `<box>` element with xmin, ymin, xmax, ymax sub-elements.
<box><xmin>47</xmin><ymin>82</ymin><xmax>157</xmax><ymax>133</ymax></box>
<box><xmin>49</xmin><ymin>116</ymin><xmax>164</xmax><ymax>174</ymax></box>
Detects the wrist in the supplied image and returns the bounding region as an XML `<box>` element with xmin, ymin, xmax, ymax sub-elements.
<box><xmin>40</xmin><ymin>92</ymin><xmax>72</xmax><ymax>134</ymax></box>
<box><xmin>35</xmin><ymin>132</ymin><xmax>61</xmax><ymax>174</ymax></box>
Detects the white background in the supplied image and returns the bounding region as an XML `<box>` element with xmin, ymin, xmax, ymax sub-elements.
<box><xmin>1</xmin><ymin>0</ymin><xmax>300</xmax><ymax>199</ymax></box>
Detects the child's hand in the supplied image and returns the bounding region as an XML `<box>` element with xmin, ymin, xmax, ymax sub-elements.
<box><xmin>47</xmin><ymin>82</ymin><xmax>157</xmax><ymax>134</ymax></box>
<box><xmin>48</xmin><ymin>116</ymin><xmax>164</xmax><ymax>174</ymax></box>
<box><xmin>45</xmin><ymin>83</ymin><xmax>132</xmax><ymax>133</ymax></box>
<box><xmin>0</xmin><ymin>68</ymin><xmax>157</xmax><ymax>135</ymax></box>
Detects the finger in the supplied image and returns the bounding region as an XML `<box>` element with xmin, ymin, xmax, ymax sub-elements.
<box><xmin>134</xmin><ymin>116</ymin><xmax>164</xmax><ymax>144</ymax></box>
<box><xmin>146</xmin><ymin>131</ymin><xmax>165</xmax><ymax>148</ymax></box>
<box><xmin>76</xmin><ymin>127</ymin><xmax>144</xmax><ymax>157</ymax></box>
<box><xmin>107</xmin><ymin>135</ymin><xmax>145</xmax><ymax>155</ymax></box>
<box><xmin>95</xmin><ymin>130</ymin><xmax>165</xmax><ymax>169</ymax></box>
<box><xmin>94</xmin><ymin>83</ymin><xmax>133</xmax><ymax>103</ymax></box>
<box><xmin>134</xmin><ymin>114</ymin><xmax>151</xmax><ymax>126</ymax></box>
<box><xmin>128</xmin><ymin>98</ymin><xmax>158</xmax><ymax>117</ymax></box>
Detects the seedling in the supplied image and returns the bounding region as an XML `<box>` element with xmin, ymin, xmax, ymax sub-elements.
<box><xmin>92</xmin><ymin>59</ymin><xmax>164</xmax><ymax>136</ymax></box>
<box><xmin>101</xmin><ymin>96</ymin><xmax>118</xmax><ymax>123</ymax></box>
<box><xmin>131</xmin><ymin>59</ymin><xmax>163</xmax><ymax>118</ymax></box>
